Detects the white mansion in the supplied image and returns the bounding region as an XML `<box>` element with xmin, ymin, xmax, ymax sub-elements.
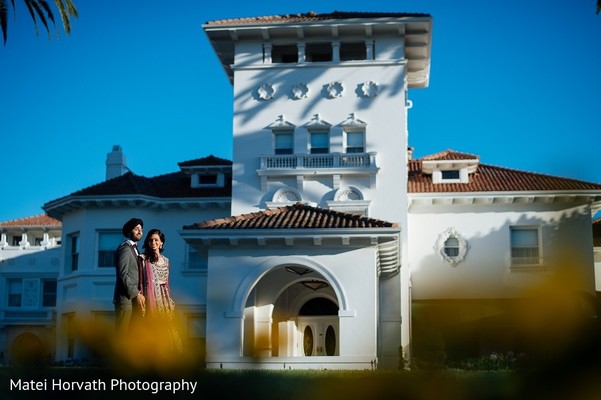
<box><xmin>2</xmin><ymin>11</ymin><xmax>601</xmax><ymax>370</ymax></box>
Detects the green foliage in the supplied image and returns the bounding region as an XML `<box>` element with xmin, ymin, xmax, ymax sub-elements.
<box><xmin>448</xmin><ymin>352</ymin><xmax>528</xmax><ymax>371</ymax></box>
<box><xmin>0</xmin><ymin>0</ymin><xmax>78</xmax><ymax>45</ymax></box>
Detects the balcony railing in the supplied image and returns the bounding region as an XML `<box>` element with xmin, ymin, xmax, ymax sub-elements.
<box><xmin>260</xmin><ymin>152</ymin><xmax>377</xmax><ymax>170</ymax></box>
<box><xmin>1</xmin><ymin>310</ymin><xmax>55</xmax><ymax>322</ymax></box>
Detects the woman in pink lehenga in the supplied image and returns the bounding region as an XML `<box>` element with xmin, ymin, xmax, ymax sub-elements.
<box><xmin>141</xmin><ymin>228</ymin><xmax>183</xmax><ymax>354</ymax></box>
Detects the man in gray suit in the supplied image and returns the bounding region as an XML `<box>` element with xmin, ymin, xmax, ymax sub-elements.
<box><xmin>113</xmin><ymin>217</ymin><xmax>146</xmax><ymax>335</ymax></box>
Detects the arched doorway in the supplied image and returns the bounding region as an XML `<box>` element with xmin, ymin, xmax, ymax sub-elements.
<box><xmin>297</xmin><ymin>297</ymin><xmax>339</xmax><ymax>357</ymax></box>
<box><xmin>11</xmin><ymin>332</ymin><xmax>46</xmax><ymax>366</ymax></box>
<box><xmin>242</xmin><ymin>263</ymin><xmax>341</xmax><ymax>358</ymax></box>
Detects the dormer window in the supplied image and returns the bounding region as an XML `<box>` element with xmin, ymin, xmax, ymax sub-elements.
<box><xmin>421</xmin><ymin>153</ymin><xmax>479</xmax><ymax>184</ymax></box>
<box><xmin>441</xmin><ymin>170</ymin><xmax>460</xmax><ymax>181</ymax></box>
<box><xmin>192</xmin><ymin>172</ymin><xmax>225</xmax><ymax>188</ymax></box>
<box><xmin>199</xmin><ymin>174</ymin><xmax>218</xmax><ymax>185</ymax></box>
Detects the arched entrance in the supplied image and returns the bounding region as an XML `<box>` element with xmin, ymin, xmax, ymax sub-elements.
<box><xmin>11</xmin><ymin>332</ymin><xmax>46</xmax><ymax>366</ymax></box>
<box><xmin>241</xmin><ymin>263</ymin><xmax>340</xmax><ymax>358</ymax></box>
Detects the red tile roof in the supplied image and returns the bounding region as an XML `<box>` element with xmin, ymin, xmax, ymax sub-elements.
<box><xmin>59</xmin><ymin>171</ymin><xmax>231</xmax><ymax>199</ymax></box>
<box><xmin>420</xmin><ymin>149</ymin><xmax>479</xmax><ymax>161</ymax></box>
<box><xmin>184</xmin><ymin>202</ymin><xmax>397</xmax><ymax>230</ymax></box>
<box><xmin>206</xmin><ymin>11</ymin><xmax>430</xmax><ymax>26</ymax></box>
<box><xmin>178</xmin><ymin>155</ymin><xmax>232</xmax><ymax>167</ymax></box>
<box><xmin>0</xmin><ymin>214</ymin><xmax>61</xmax><ymax>227</ymax></box>
<box><xmin>409</xmin><ymin>151</ymin><xmax>601</xmax><ymax>193</ymax></box>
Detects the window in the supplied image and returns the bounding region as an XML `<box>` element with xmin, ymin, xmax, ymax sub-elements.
<box><xmin>192</xmin><ymin>172</ymin><xmax>225</xmax><ymax>188</ymax></box>
<box><xmin>443</xmin><ymin>237</ymin><xmax>460</xmax><ymax>257</ymax></box>
<box><xmin>272</xmin><ymin>44</ymin><xmax>297</xmax><ymax>63</ymax></box>
<box><xmin>42</xmin><ymin>279</ymin><xmax>57</xmax><ymax>307</ymax></box>
<box><xmin>306</xmin><ymin>43</ymin><xmax>332</xmax><ymax>62</ymax></box>
<box><xmin>310</xmin><ymin>131</ymin><xmax>329</xmax><ymax>154</ymax></box>
<box><xmin>12</xmin><ymin>236</ymin><xmax>21</xmax><ymax>246</ymax></box>
<box><xmin>441</xmin><ymin>170</ymin><xmax>460</xmax><ymax>180</ymax></box>
<box><xmin>340</xmin><ymin>42</ymin><xmax>366</xmax><ymax>61</ymax></box>
<box><xmin>198</xmin><ymin>174</ymin><xmax>218</xmax><ymax>185</ymax></box>
<box><xmin>68</xmin><ymin>233</ymin><xmax>80</xmax><ymax>272</ymax></box>
<box><xmin>345</xmin><ymin>131</ymin><xmax>365</xmax><ymax>153</ymax></box>
<box><xmin>98</xmin><ymin>232</ymin><xmax>122</xmax><ymax>268</ymax></box>
<box><xmin>274</xmin><ymin>132</ymin><xmax>293</xmax><ymax>155</ymax></box>
<box><xmin>510</xmin><ymin>227</ymin><xmax>541</xmax><ymax>266</ymax></box>
<box><xmin>435</xmin><ymin>228</ymin><xmax>468</xmax><ymax>267</ymax></box>
<box><xmin>8</xmin><ymin>279</ymin><xmax>22</xmax><ymax>307</ymax></box>
<box><xmin>187</xmin><ymin>246</ymin><xmax>208</xmax><ymax>270</ymax></box>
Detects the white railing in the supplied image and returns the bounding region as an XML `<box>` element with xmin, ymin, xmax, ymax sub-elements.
<box><xmin>2</xmin><ymin>310</ymin><xmax>55</xmax><ymax>320</ymax></box>
<box><xmin>260</xmin><ymin>152</ymin><xmax>376</xmax><ymax>170</ymax></box>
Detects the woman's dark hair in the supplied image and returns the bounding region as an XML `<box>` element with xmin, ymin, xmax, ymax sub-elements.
<box><xmin>143</xmin><ymin>228</ymin><xmax>165</xmax><ymax>263</ymax></box>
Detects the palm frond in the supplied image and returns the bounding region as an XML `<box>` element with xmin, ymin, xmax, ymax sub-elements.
<box><xmin>22</xmin><ymin>0</ymin><xmax>40</xmax><ymax>36</ymax></box>
<box><xmin>64</xmin><ymin>0</ymin><xmax>76</xmax><ymax>18</ymax></box>
<box><xmin>38</xmin><ymin>0</ymin><xmax>56</xmax><ymax>26</ymax></box>
<box><xmin>53</xmin><ymin>0</ymin><xmax>70</xmax><ymax>34</ymax></box>
<box><xmin>28</xmin><ymin>0</ymin><xmax>53</xmax><ymax>39</ymax></box>
<box><xmin>1</xmin><ymin>0</ymin><xmax>8</xmax><ymax>44</ymax></box>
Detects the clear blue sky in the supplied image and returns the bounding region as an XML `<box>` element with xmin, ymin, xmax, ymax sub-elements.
<box><xmin>1</xmin><ymin>0</ymin><xmax>600</xmax><ymax>222</ymax></box>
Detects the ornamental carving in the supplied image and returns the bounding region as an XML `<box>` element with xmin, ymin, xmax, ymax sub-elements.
<box><xmin>360</xmin><ymin>81</ymin><xmax>379</xmax><ymax>98</ymax></box>
<box><xmin>434</xmin><ymin>227</ymin><xmax>468</xmax><ymax>267</ymax></box>
<box><xmin>273</xmin><ymin>187</ymin><xmax>302</xmax><ymax>203</ymax></box>
<box><xmin>292</xmin><ymin>83</ymin><xmax>309</xmax><ymax>100</ymax></box>
<box><xmin>257</xmin><ymin>83</ymin><xmax>275</xmax><ymax>100</ymax></box>
<box><xmin>335</xmin><ymin>187</ymin><xmax>363</xmax><ymax>201</ymax></box>
<box><xmin>326</xmin><ymin>82</ymin><xmax>344</xmax><ymax>98</ymax></box>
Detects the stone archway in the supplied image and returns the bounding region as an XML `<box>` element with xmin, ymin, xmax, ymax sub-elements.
<box><xmin>240</xmin><ymin>261</ymin><xmax>341</xmax><ymax>358</ymax></box>
<box><xmin>11</xmin><ymin>332</ymin><xmax>47</xmax><ymax>366</ymax></box>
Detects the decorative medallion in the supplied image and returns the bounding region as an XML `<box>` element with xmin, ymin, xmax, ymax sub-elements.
<box><xmin>361</xmin><ymin>81</ymin><xmax>379</xmax><ymax>97</ymax></box>
<box><xmin>292</xmin><ymin>83</ymin><xmax>309</xmax><ymax>100</ymax></box>
<box><xmin>336</xmin><ymin>187</ymin><xmax>362</xmax><ymax>201</ymax></box>
<box><xmin>434</xmin><ymin>227</ymin><xmax>468</xmax><ymax>267</ymax></box>
<box><xmin>326</xmin><ymin>81</ymin><xmax>344</xmax><ymax>98</ymax></box>
<box><xmin>273</xmin><ymin>187</ymin><xmax>302</xmax><ymax>203</ymax></box>
<box><xmin>257</xmin><ymin>83</ymin><xmax>275</xmax><ymax>100</ymax></box>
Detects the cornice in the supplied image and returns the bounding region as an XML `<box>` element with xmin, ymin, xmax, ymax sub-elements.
<box><xmin>43</xmin><ymin>195</ymin><xmax>231</xmax><ymax>219</ymax></box>
<box><xmin>409</xmin><ymin>191</ymin><xmax>601</xmax><ymax>207</ymax></box>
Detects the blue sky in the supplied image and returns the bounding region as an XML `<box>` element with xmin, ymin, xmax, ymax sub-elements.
<box><xmin>1</xmin><ymin>0</ymin><xmax>600</xmax><ymax>222</ymax></box>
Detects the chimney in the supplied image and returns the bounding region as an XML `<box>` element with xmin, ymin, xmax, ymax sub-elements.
<box><xmin>106</xmin><ymin>145</ymin><xmax>129</xmax><ymax>180</ymax></box>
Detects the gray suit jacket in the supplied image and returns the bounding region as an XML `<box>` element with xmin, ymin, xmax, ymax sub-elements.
<box><xmin>113</xmin><ymin>240</ymin><xmax>141</xmax><ymax>305</ymax></box>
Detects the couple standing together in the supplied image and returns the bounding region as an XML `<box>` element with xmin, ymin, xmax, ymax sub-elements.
<box><xmin>112</xmin><ymin>218</ymin><xmax>182</xmax><ymax>353</ymax></box>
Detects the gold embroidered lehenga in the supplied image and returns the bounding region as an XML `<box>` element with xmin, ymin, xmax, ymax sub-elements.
<box><xmin>144</xmin><ymin>256</ymin><xmax>183</xmax><ymax>353</ymax></box>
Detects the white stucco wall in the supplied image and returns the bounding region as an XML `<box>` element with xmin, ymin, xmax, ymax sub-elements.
<box><xmin>408</xmin><ymin>202</ymin><xmax>596</xmax><ymax>300</ymax></box>
<box><xmin>230</xmin><ymin>60</ymin><xmax>409</xmax><ymax>225</ymax></box>
<box><xmin>204</xmin><ymin>244</ymin><xmax>380</xmax><ymax>367</ymax></box>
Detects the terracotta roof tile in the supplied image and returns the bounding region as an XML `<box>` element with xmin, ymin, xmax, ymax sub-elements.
<box><xmin>420</xmin><ymin>149</ymin><xmax>479</xmax><ymax>161</ymax></box>
<box><xmin>58</xmin><ymin>171</ymin><xmax>231</xmax><ymax>199</ymax></box>
<box><xmin>409</xmin><ymin>156</ymin><xmax>601</xmax><ymax>193</ymax></box>
<box><xmin>206</xmin><ymin>11</ymin><xmax>430</xmax><ymax>26</ymax></box>
<box><xmin>184</xmin><ymin>202</ymin><xmax>397</xmax><ymax>230</ymax></box>
<box><xmin>0</xmin><ymin>214</ymin><xmax>61</xmax><ymax>227</ymax></box>
<box><xmin>178</xmin><ymin>155</ymin><xmax>232</xmax><ymax>167</ymax></box>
